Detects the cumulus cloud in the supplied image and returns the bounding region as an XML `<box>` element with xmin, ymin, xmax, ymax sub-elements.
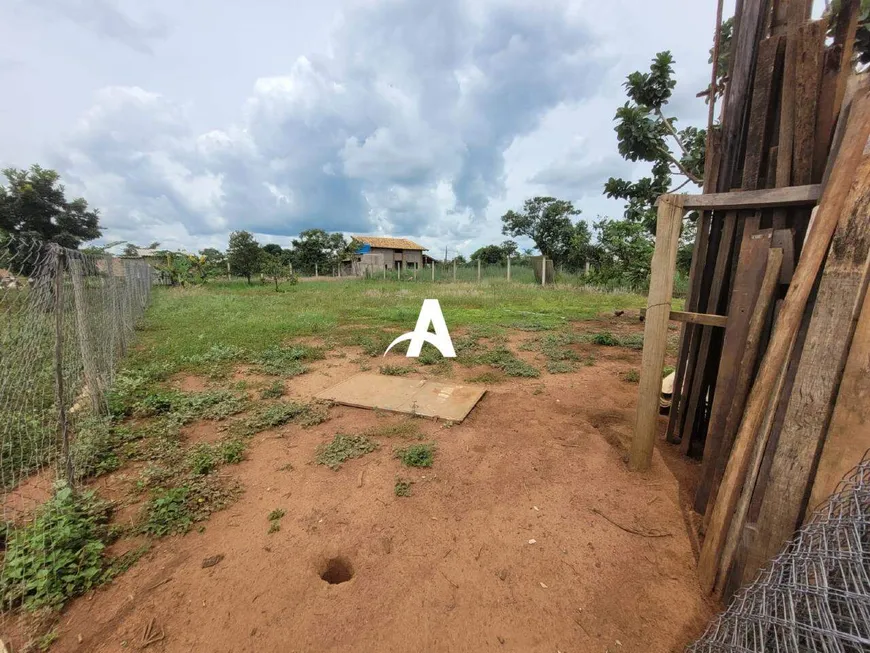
<box><xmin>53</xmin><ymin>0</ymin><xmax>610</xmax><ymax>251</ymax></box>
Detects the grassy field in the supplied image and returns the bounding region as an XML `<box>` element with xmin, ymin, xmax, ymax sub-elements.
<box><xmin>132</xmin><ymin>278</ymin><xmax>652</xmax><ymax>370</ymax></box>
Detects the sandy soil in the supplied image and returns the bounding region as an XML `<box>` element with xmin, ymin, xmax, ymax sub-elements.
<box><xmin>17</xmin><ymin>317</ymin><xmax>715</xmax><ymax>652</ymax></box>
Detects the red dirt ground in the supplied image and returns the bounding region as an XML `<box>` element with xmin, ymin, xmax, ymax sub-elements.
<box><xmin>12</xmin><ymin>317</ymin><xmax>717</xmax><ymax>652</ymax></box>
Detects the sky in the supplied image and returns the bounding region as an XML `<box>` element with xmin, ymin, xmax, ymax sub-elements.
<box><xmin>0</xmin><ymin>0</ymin><xmax>740</xmax><ymax>257</ymax></box>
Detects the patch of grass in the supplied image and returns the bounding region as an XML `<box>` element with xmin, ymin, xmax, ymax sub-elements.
<box><xmin>379</xmin><ymin>364</ymin><xmax>414</xmax><ymax>376</ymax></box>
<box><xmin>590</xmin><ymin>331</ymin><xmax>620</xmax><ymax>346</ymax></box>
<box><xmin>71</xmin><ymin>416</ymin><xmax>140</xmax><ymax>480</ymax></box>
<box><xmin>259</xmin><ymin>380</ymin><xmax>285</xmax><ymax>399</ymax></box>
<box><xmin>394</xmin><ymin>478</ymin><xmax>413</xmax><ymax>497</ymax></box>
<box><xmin>663</xmin><ymin>365</ymin><xmax>675</xmax><ymax>378</ymax></box>
<box><xmin>0</xmin><ymin>487</ymin><xmax>112</xmax><ymax>611</ymax></box>
<box><xmin>623</xmin><ymin>369</ymin><xmax>641</xmax><ymax>383</ymax></box>
<box><xmin>546</xmin><ymin>361</ymin><xmax>574</xmax><ymax>374</ymax></box>
<box><xmin>268</xmin><ymin>521</ymin><xmax>281</xmax><ymax>534</ymax></box>
<box><xmin>254</xmin><ymin>344</ymin><xmax>324</xmax><ymax>376</ymax></box>
<box><xmin>395</xmin><ymin>442</ymin><xmax>436</xmax><ymax>468</ymax></box>
<box><xmin>619</xmin><ymin>333</ymin><xmax>645</xmax><ymax>350</ymax></box>
<box><xmin>316</xmin><ymin>434</ymin><xmax>378</xmax><ymax>470</ymax></box>
<box><xmin>467</xmin><ymin>370</ymin><xmax>506</xmax><ymax>383</ymax></box>
<box><xmin>267</xmin><ymin>508</ymin><xmax>285</xmax><ymax>534</ymax></box>
<box><xmin>416</xmin><ymin>346</ymin><xmax>442</xmax><ymax>365</ymax></box>
<box><xmin>267</xmin><ymin>508</ymin><xmax>285</xmax><ymax>521</ymax></box>
<box><xmin>362</xmin><ymin>420</ymin><xmax>420</xmax><ymax>439</ymax></box>
<box><xmin>508</xmin><ymin>320</ymin><xmax>558</xmax><ymax>331</ymax></box>
<box><xmin>185</xmin><ymin>438</ymin><xmax>246</xmax><ymax>475</ymax></box>
<box><xmin>476</xmin><ymin>346</ymin><xmax>540</xmax><ymax>378</ymax></box>
<box><xmin>142</xmin><ymin>476</ymin><xmax>238</xmax><ymax>537</ymax></box>
<box><xmin>240</xmin><ymin>401</ymin><xmax>329</xmax><ymax>434</ymax></box>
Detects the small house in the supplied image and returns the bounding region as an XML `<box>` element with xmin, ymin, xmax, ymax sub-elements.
<box><xmin>348</xmin><ymin>236</ymin><xmax>428</xmax><ymax>276</ymax></box>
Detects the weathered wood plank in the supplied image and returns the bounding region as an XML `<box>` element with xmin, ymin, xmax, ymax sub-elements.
<box><xmin>804</xmin><ymin>270</ymin><xmax>870</xmax><ymax>518</ymax></box>
<box><xmin>714</xmin><ymin>248</ymin><xmax>785</xmax><ymax>596</ymax></box>
<box><xmin>771</xmin><ymin>228</ymin><xmax>795</xmax><ymax>283</ymax></box>
<box><xmin>697</xmin><ymin>91</ymin><xmax>870</xmax><ymax>594</ymax></box>
<box><xmin>695</xmin><ymin>228</ymin><xmax>773</xmax><ymax>513</ymax></box>
<box><xmin>640</xmin><ymin>309</ymin><xmax>728</xmax><ymax>328</ymax></box>
<box><xmin>740</xmin><ymin>138</ymin><xmax>870</xmax><ymax>584</ymax></box>
<box><xmin>675</xmin><ymin>185</ymin><xmax>821</xmax><ymax>211</ymax></box>
<box><xmin>680</xmin><ymin>214</ymin><xmax>738</xmax><ymax>456</ymax></box>
<box><xmin>792</xmin><ymin>20</ymin><xmax>826</xmax><ymax>186</ymax></box>
<box><xmin>742</xmin><ymin>36</ymin><xmax>786</xmax><ymax>190</ymax></box>
<box><xmin>630</xmin><ymin>195</ymin><xmax>686</xmax><ymax>471</ymax></box>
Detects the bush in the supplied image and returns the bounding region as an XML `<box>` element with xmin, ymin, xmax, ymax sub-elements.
<box><xmin>395</xmin><ymin>443</ymin><xmax>436</xmax><ymax>468</ymax></box>
<box><xmin>0</xmin><ymin>487</ymin><xmax>112</xmax><ymax>611</ymax></box>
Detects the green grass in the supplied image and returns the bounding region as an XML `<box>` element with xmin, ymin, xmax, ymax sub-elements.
<box><xmin>623</xmin><ymin>369</ymin><xmax>641</xmax><ymax>383</ymax></box>
<box><xmin>259</xmin><ymin>380</ymin><xmax>286</xmax><ymax>399</ymax></box>
<box><xmin>128</xmin><ymin>280</ymin><xmax>647</xmax><ymax>376</ymax></box>
<box><xmin>395</xmin><ymin>443</ymin><xmax>436</xmax><ymax>468</ymax></box>
<box><xmin>362</xmin><ymin>420</ymin><xmax>421</xmax><ymax>438</ymax></box>
<box><xmin>315</xmin><ymin>434</ymin><xmax>378</xmax><ymax>470</ymax></box>
<box><xmin>379</xmin><ymin>364</ymin><xmax>414</xmax><ymax>376</ymax></box>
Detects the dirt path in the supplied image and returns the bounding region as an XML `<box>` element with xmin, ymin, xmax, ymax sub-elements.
<box><xmin>41</xmin><ymin>320</ymin><xmax>714</xmax><ymax>653</ymax></box>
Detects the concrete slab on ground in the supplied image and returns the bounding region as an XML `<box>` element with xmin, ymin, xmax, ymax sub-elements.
<box><xmin>314</xmin><ymin>373</ymin><xmax>485</xmax><ymax>421</ymax></box>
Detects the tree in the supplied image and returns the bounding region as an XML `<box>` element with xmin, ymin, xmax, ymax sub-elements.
<box><xmin>564</xmin><ymin>221</ymin><xmax>593</xmax><ymax>272</ymax></box>
<box><xmin>470</xmin><ymin>244</ymin><xmax>506</xmax><ymax>265</ymax></box>
<box><xmin>500</xmin><ymin>240</ymin><xmax>518</xmax><ymax>258</ymax></box>
<box><xmin>604</xmin><ymin>52</ymin><xmax>706</xmax><ymax>232</ymax></box>
<box><xmin>587</xmin><ymin>218</ymin><xmax>654</xmax><ymax>289</ymax></box>
<box><xmin>200</xmin><ymin>248</ymin><xmax>226</xmax><ymax>278</ymax></box>
<box><xmin>262</xmin><ymin>243</ymin><xmax>284</xmax><ymax>258</ymax></box>
<box><xmin>260</xmin><ymin>252</ymin><xmax>289</xmax><ymax>291</ymax></box>
<box><xmin>501</xmin><ymin>197</ymin><xmax>581</xmax><ymax>264</ymax></box>
<box><xmin>228</xmin><ymin>231</ymin><xmax>261</xmax><ymax>284</ymax></box>
<box><xmin>290</xmin><ymin>229</ymin><xmax>346</xmax><ymax>275</ymax></box>
<box><xmin>0</xmin><ymin>165</ymin><xmax>102</xmax><ymax>248</ymax></box>
<box><xmin>123</xmin><ymin>244</ymin><xmax>139</xmax><ymax>257</ymax></box>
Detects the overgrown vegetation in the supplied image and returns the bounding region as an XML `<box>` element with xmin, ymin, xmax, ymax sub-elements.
<box><xmin>316</xmin><ymin>434</ymin><xmax>378</xmax><ymax>470</ymax></box>
<box><xmin>395</xmin><ymin>443</ymin><xmax>436</xmax><ymax>468</ymax></box>
<box><xmin>394</xmin><ymin>478</ymin><xmax>413</xmax><ymax>497</ymax></box>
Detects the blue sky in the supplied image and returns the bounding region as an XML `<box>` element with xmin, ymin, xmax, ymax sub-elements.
<box><xmin>0</xmin><ymin>0</ymin><xmax>739</xmax><ymax>257</ymax></box>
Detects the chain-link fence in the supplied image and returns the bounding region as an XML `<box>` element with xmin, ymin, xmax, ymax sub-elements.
<box><xmin>688</xmin><ymin>451</ymin><xmax>870</xmax><ymax>652</ymax></box>
<box><xmin>0</xmin><ymin>235</ymin><xmax>151</xmax><ymax>521</ymax></box>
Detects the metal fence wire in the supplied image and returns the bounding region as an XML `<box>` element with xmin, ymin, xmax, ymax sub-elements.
<box><xmin>687</xmin><ymin>451</ymin><xmax>870</xmax><ymax>652</ymax></box>
<box><xmin>0</xmin><ymin>235</ymin><xmax>151</xmax><ymax>523</ymax></box>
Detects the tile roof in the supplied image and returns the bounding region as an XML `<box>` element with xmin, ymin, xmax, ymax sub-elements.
<box><xmin>352</xmin><ymin>236</ymin><xmax>427</xmax><ymax>251</ymax></box>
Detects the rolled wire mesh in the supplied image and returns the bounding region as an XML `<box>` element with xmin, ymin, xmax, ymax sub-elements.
<box><xmin>688</xmin><ymin>453</ymin><xmax>870</xmax><ymax>652</ymax></box>
<box><xmin>0</xmin><ymin>235</ymin><xmax>151</xmax><ymax>610</ymax></box>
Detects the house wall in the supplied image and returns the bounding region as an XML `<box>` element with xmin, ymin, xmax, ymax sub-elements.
<box><xmin>369</xmin><ymin>247</ymin><xmax>423</xmax><ymax>268</ymax></box>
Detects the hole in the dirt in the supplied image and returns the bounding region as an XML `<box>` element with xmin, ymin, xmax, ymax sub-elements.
<box><xmin>319</xmin><ymin>556</ymin><xmax>353</xmax><ymax>585</ymax></box>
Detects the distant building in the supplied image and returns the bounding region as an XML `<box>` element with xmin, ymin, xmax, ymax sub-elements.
<box><xmin>348</xmin><ymin>236</ymin><xmax>428</xmax><ymax>275</ymax></box>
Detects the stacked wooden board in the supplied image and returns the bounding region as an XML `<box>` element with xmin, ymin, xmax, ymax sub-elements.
<box><xmin>633</xmin><ymin>0</ymin><xmax>870</xmax><ymax>601</ymax></box>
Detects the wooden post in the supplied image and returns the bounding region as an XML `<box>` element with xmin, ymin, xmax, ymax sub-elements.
<box><xmin>315</xmin><ymin>263</ymin><xmax>318</xmax><ymax>277</ymax></box>
<box><xmin>477</xmin><ymin>259</ymin><xmax>481</xmax><ymax>282</ymax></box>
<box><xmin>52</xmin><ymin>248</ymin><xmax>74</xmax><ymax>488</ymax></box>
<box><xmin>541</xmin><ymin>257</ymin><xmax>547</xmax><ymax>286</ymax></box>
<box><xmin>698</xmin><ymin>94</ymin><xmax>870</xmax><ymax>594</ymax></box>
<box><xmin>383</xmin><ymin>266</ymin><xmax>386</xmax><ymax>280</ymax></box>
<box><xmin>69</xmin><ymin>257</ymin><xmax>105</xmax><ymax>414</ymax></box>
<box><xmin>507</xmin><ymin>257</ymin><xmax>511</xmax><ymax>281</ymax></box>
<box><xmin>431</xmin><ymin>262</ymin><xmax>435</xmax><ymax>282</ymax></box>
<box><xmin>584</xmin><ymin>260</ymin><xmax>590</xmax><ymax>275</ymax></box>
<box><xmin>226</xmin><ymin>259</ymin><xmax>231</xmax><ymax>280</ymax></box>
<box><xmin>629</xmin><ymin>194</ymin><xmax>686</xmax><ymax>471</ymax></box>
<box><xmin>453</xmin><ymin>259</ymin><xmax>456</xmax><ymax>281</ymax></box>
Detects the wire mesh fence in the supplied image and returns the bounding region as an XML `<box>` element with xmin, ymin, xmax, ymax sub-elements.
<box><xmin>687</xmin><ymin>451</ymin><xmax>870</xmax><ymax>652</ymax></box>
<box><xmin>0</xmin><ymin>235</ymin><xmax>151</xmax><ymax>529</ymax></box>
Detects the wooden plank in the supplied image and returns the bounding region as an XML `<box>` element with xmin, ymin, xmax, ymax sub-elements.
<box><xmin>667</xmin><ymin>213</ymin><xmax>712</xmax><ymax>444</ymax></box>
<box><xmin>676</xmin><ymin>185</ymin><xmax>821</xmax><ymax>210</ymax></box>
<box><xmin>792</xmin><ymin>20</ymin><xmax>826</xmax><ymax>186</ymax></box>
<box><xmin>315</xmin><ymin>374</ymin><xmax>486</xmax><ymax>422</ymax></box>
<box><xmin>697</xmin><ymin>91</ymin><xmax>870</xmax><ymax>594</ymax></box>
<box><xmin>695</xmin><ymin>228</ymin><xmax>773</xmax><ymax>513</ymax></box>
<box><xmin>680</xmin><ymin>214</ymin><xmax>738</xmax><ymax>456</ymax></box>
<box><xmin>742</xmin><ymin>36</ymin><xmax>786</xmax><ymax>190</ymax></box>
<box><xmin>771</xmin><ymin>228</ymin><xmax>795</xmax><ymax>283</ymax></box>
<box><xmin>629</xmin><ymin>195</ymin><xmax>686</xmax><ymax>471</ymax></box>
<box><xmin>774</xmin><ymin>0</ymin><xmax>809</xmax><ymax>188</ymax></box>
<box><xmin>717</xmin><ymin>0</ymin><xmax>775</xmax><ymax>192</ymax></box>
<box><xmin>804</xmin><ymin>272</ymin><xmax>870</xmax><ymax>518</ymax></box>
<box><xmin>640</xmin><ymin>309</ymin><xmax>727</xmax><ymax>328</ymax></box>
<box><xmin>831</xmin><ymin>0</ymin><xmax>861</xmax><ymax>127</ymax></box>
<box><xmin>740</xmin><ymin>139</ymin><xmax>870</xmax><ymax>584</ymax></box>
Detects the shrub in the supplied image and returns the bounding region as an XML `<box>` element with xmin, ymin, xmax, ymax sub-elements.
<box><xmin>395</xmin><ymin>443</ymin><xmax>436</xmax><ymax>468</ymax></box>
<box><xmin>0</xmin><ymin>487</ymin><xmax>112</xmax><ymax>611</ymax></box>
<box><xmin>394</xmin><ymin>478</ymin><xmax>412</xmax><ymax>497</ymax></box>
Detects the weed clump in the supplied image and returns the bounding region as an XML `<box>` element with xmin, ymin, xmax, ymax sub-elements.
<box><xmin>394</xmin><ymin>478</ymin><xmax>413</xmax><ymax>497</ymax></box>
<box><xmin>0</xmin><ymin>487</ymin><xmax>112</xmax><ymax>611</ymax></box>
<box><xmin>591</xmin><ymin>332</ymin><xmax>620</xmax><ymax>346</ymax></box>
<box><xmin>395</xmin><ymin>442</ymin><xmax>436</xmax><ymax>468</ymax></box>
<box><xmin>379</xmin><ymin>365</ymin><xmax>413</xmax><ymax>376</ymax></box>
<box><xmin>623</xmin><ymin>369</ymin><xmax>641</xmax><ymax>383</ymax></box>
<box><xmin>316</xmin><ymin>434</ymin><xmax>378</xmax><ymax>470</ymax></box>
<box><xmin>260</xmin><ymin>381</ymin><xmax>285</xmax><ymax>399</ymax></box>
<box><xmin>546</xmin><ymin>361</ymin><xmax>574</xmax><ymax>374</ymax></box>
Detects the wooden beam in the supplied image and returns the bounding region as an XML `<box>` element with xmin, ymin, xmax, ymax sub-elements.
<box><xmin>695</xmin><ymin>229</ymin><xmax>773</xmax><ymax>513</ymax></box>
<box><xmin>640</xmin><ymin>309</ymin><xmax>728</xmax><ymax>328</ymax></box>
<box><xmin>740</xmin><ymin>126</ymin><xmax>870</xmax><ymax>584</ymax></box>
<box><xmin>805</xmin><ymin>269</ymin><xmax>870</xmax><ymax>518</ymax></box>
<box><xmin>673</xmin><ymin>185</ymin><xmax>821</xmax><ymax>211</ymax></box>
<box><xmin>630</xmin><ymin>195</ymin><xmax>686</xmax><ymax>471</ymax></box>
<box><xmin>697</xmin><ymin>91</ymin><xmax>870</xmax><ymax>594</ymax></box>
<box><xmin>742</xmin><ymin>36</ymin><xmax>786</xmax><ymax>190</ymax></box>
<box><xmin>792</xmin><ymin>20</ymin><xmax>826</xmax><ymax>186</ymax></box>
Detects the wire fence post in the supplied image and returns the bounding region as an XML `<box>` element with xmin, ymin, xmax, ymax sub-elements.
<box><xmin>507</xmin><ymin>256</ymin><xmax>511</xmax><ymax>282</ymax></box>
<box><xmin>453</xmin><ymin>259</ymin><xmax>456</xmax><ymax>282</ymax></box>
<box><xmin>431</xmin><ymin>262</ymin><xmax>435</xmax><ymax>282</ymax></box>
<box><xmin>51</xmin><ymin>247</ymin><xmax>74</xmax><ymax>489</ymax></box>
<box><xmin>542</xmin><ymin>256</ymin><xmax>547</xmax><ymax>286</ymax></box>
<box><xmin>477</xmin><ymin>259</ymin><xmax>481</xmax><ymax>282</ymax></box>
